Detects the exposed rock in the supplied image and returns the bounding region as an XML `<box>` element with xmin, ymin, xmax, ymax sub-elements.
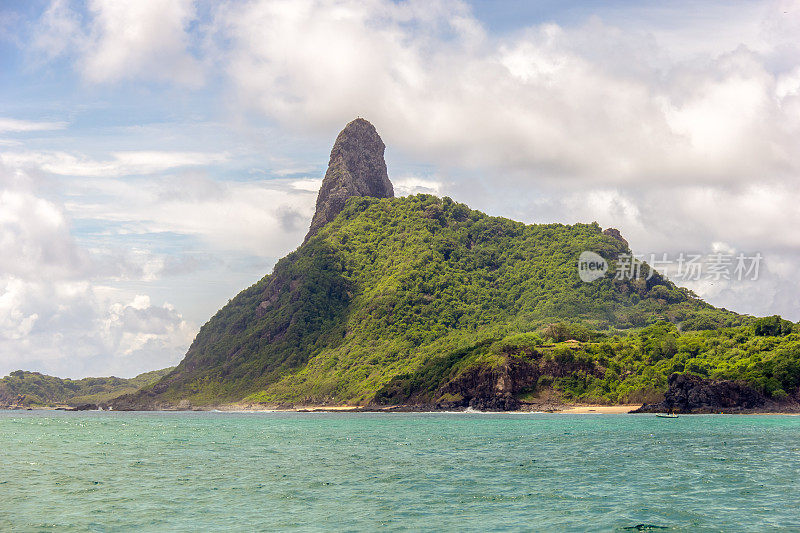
<box><xmin>71</xmin><ymin>403</ymin><xmax>98</xmax><ymax>411</ymax></box>
<box><xmin>374</xmin><ymin>344</ymin><xmax>607</xmax><ymax>411</ymax></box>
<box><xmin>602</xmin><ymin>227</ymin><xmax>629</xmax><ymax>248</ymax></box>
<box><xmin>434</xmin><ymin>358</ymin><xmax>539</xmax><ymax>411</ymax></box>
<box><xmin>305</xmin><ymin>118</ymin><xmax>394</xmax><ymax>240</ymax></box>
<box><xmin>633</xmin><ymin>373</ymin><xmax>766</xmax><ymax>413</ymax></box>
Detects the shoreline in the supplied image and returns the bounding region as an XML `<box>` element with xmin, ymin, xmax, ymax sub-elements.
<box><xmin>5</xmin><ymin>403</ymin><xmax>800</xmax><ymax>415</ymax></box>
<box><xmin>547</xmin><ymin>404</ymin><xmax>641</xmax><ymax>414</ymax></box>
<box><xmin>205</xmin><ymin>402</ymin><xmax>646</xmax><ymax>414</ymax></box>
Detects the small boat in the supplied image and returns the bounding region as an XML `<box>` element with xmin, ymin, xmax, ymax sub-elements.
<box><xmin>656</xmin><ymin>413</ymin><xmax>679</xmax><ymax>418</ymax></box>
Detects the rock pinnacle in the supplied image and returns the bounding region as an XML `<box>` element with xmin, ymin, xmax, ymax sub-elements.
<box><xmin>305</xmin><ymin>118</ymin><xmax>394</xmax><ymax>240</ymax></box>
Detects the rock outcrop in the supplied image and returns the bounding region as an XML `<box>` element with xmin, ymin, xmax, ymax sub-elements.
<box><xmin>633</xmin><ymin>373</ymin><xmax>767</xmax><ymax>413</ymax></box>
<box><xmin>306</xmin><ymin>118</ymin><xmax>394</xmax><ymax>240</ymax></box>
<box><xmin>602</xmin><ymin>227</ymin><xmax>629</xmax><ymax>248</ymax></box>
<box><xmin>433</xmin><ymin>358</ymin><xmax>540</xmax><ymax>411</ymax></box>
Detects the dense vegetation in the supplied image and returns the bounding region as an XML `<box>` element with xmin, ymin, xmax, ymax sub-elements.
<box><xmin>503</xmin><ymin>320</ymin><xmax>798</xmax><ymax>405</ymax></box>
<box><xmin>118</xmin><ymin>194</ymin><xmax>775</xmax><ymax>409</ymax></box>
<box><xmin>0</xmin><ymin>368</ymin><xmax>173</xmax><ymax>407</ymax></box>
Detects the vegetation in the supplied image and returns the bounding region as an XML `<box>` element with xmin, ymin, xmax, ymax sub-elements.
<box><xmin>120</xmin><ymin>194</ymin><xmax>777</xmax><ymax>408</ymax></box>
<box><xmin>517</xmin><ymin>320</ymin><xmax>798</xmax><ymax>404</ymax></box>
<box><xmin>0</xmin><ymin>368</ymin><xmax>174</xmax><ymax>407</ymax></box>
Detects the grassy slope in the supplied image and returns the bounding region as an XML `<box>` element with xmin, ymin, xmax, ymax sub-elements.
<box><xmin>126</xmin><ymin>194</ymin><xmax>749</xmax><ymax>407</ymax></box>
<box><xmin>0</xmin><ymin>368</ymin><xmax>174</xmax><ymax>407</ymax></box>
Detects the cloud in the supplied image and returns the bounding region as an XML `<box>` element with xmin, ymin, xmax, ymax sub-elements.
<box><xmin>31</xmin><ymin>0</ymin><xmax>800</xmax><ymax>188</ymax></box>
<box><xmin>0</xmin><ymin>150</ymin><xmax>229</xmax><ymax>177</ymax></box>
<box><xmin>393</xmin><ymin>176</ymin><xmax>444</xmax><ymax>196</ymax></box>
<box><xmin>99</xmin><ymin>295</ymin><xmax>194</xmax><ymax>361</ymax></box>
<box><xmin>214</xmin><ymin>0</ymin><xmax>800</xmax><ymax>188</ymax></box>
<box><xmin>276</xmin><ymin>206</ymin><xmax>305</xmax><ymax>232</ymax></box>
<box><xmin>0</xmin><ymin>118</ymin><xmax>68</xmax><ymax>133</ymax></box>
<box><xmin>289</xmin><ymin>178</ymin><xmax>323</xmax><ymax>192</ymax></box>
<box><xmin>61</xmin><ymin>175</ymin><xmax>316</xmax><ymax>256</ymax></box>
<box><xmin>0</xmin><ymin>164</ymin><xmax>197</xmax><ymax>378</ymax></box>
<box><xmin>0</xmin><ymin>277</ymin><xmax>194</xmax><ymax>378</ymax></box>
<box><xmin>29</xmin><ymin>0</ymin><xmax>84</xmax><ymax>62</ymax></box>
<box><xmin>0</xmin><ymin>189</ymin><xmax>89</xmax><ymax>281</ymax></box>
<box><xmin>82</xmin><ymin>0</ymin><xmax>202</xmax><ymax>85</ymax></box>
<box><xmin>32</xmin><ymin>0</ymin><xmax>203</xmax><ymax>85</ymax></box>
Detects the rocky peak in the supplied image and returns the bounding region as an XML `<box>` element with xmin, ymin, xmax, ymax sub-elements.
<box><xmin>305</xmin><ymin>118</ymin><xmax>394</xmax><ymax>240</ymax></box>
<box><xmin>602</xmin><ymin>227</ymin><xmax>629</xmax><ymax>248</ymax></box>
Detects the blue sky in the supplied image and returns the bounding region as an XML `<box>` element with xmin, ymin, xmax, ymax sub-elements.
<box><xmin>1</xmin><ymin>0</ymin><xmax>799</xmax><ymax>378</ymax></box>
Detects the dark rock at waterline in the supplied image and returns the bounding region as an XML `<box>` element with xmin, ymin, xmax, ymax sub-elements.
<box><xmin>633</xmin><ymin>373</ymin><xmax>766</xmax><ymax>414</ymax></box>
<box><xmin>374</xmin><ymin>342</ymin><xmax>606</xmax><ymax>411</ymax></box>
<box><xmin>434</xmin><ymin>357</ymin><xmax>539</xmax><ymax>411</ymax></box>
<box><xmin>71</xmin><ymin>403</ymin><xmax>98</xmax><ymax>411</ymax></box>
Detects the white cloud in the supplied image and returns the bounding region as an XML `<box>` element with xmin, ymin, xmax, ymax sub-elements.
<box><xmin>290</xmin><ymin>178</ymin><xmax>323</xmax><ymax>192</ymax></box>
<box><xmin>212</xmin><ymin>0</ymin><xmax>800</xmax><ymax>188</ymax></box>
<box><xmin>32</xmin><ymin>0</ymin><xmax>202</xmax><ymax>85</ymax></box>
<box><xmin>82</xmin><ymin>0</ymin><xmax>202</xmax><ymax>85</ymax></box>
<box><xmin>0</xmin><ymin>150</ymin><xmax>229</xmax><ymax>177</ymax></box>
<box><xmin>0</xmin><ymin>276</ymin><xmax>194</xmax><ymax>378</ymax></box>
<box><xmin>99</xmin><ymin>295</ymin><xmax>194</xmax><ymax>360</ymax></box>
<box><xmin>0</xmin><ymin>189</ymin><xmax>88</xmax><ymax>281</ymax></box>
<box><xmin>32</xmin><ymin>0</ymin><xmax>800</xmax><ymax>187</ymax></box>
<box><xmin>62</xmin><ymin>175</ymin><xmax>315</xmax><ymax>256</ymax></box>
<box><xmin>0</xmin><ymin>118</ymin><xmax>68</xmax><ymax>133</ymax></box>
<box><xmin>29</xmin><ymin>0</ymin><xmax>83</xmax><ymax>62</ymax></box>
<box><xmin>0</xmin><ymin>165</ymin><xmax>197</xmax><ymax>378</ymax></box>
<box><xmin>393</xmin><ymin>176</ymin><xmax>444</xmax><ymax>196</ymax></box>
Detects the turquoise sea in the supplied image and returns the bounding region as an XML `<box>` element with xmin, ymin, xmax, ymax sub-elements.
<box><xmin>2</xmin><ymin>411</ymin><xmax>799</xmax><ymax>532</ymax></box>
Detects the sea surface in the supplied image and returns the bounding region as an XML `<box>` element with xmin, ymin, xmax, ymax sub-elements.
<box><xmin>1</xmin><ymin>411</ymin><xmax>799</xmax><ymax>532</ymax></box>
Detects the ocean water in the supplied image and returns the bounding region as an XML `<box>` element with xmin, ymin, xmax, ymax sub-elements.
<box><xmin>1</xmin><ymin>412</ymin><xmax>799</xmax><ymax>532</ymax></box>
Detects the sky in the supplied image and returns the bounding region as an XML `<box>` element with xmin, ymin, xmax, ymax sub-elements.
<box><xmin>1</xmin><ymin>0</ymin><xmax>799</xmax><ymax>378</ymax></box>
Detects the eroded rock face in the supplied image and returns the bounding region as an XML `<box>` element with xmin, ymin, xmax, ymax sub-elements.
<box><xmin>434</xmin><ymin>358</ymin><xmax>540</xmax><ymax>411</ymax></box>
<box><xmin>305</xmin><ymin>118</ymin><xmax>394</xmax><ymax>240</ymax></box>
<box><xmin>633</xmin><ymin>373</ymin><xmax>766</xmax><ymax>413</ymax></box>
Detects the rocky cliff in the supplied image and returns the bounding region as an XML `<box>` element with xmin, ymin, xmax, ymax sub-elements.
<box><xmin>306</xmin><ymin>118</ymin><xmax>394</xmax><ymax>240</ymax></box>
<box><xmin>632</xmin><ymin>373</ymin><xmax>769</xmax><ymax>413</ymax></box>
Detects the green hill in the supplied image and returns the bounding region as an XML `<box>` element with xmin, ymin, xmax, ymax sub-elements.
<box><xmin>0</xmin><ymin>368</ymin><xmax>174</xmax><ymax>408</ymax></box>
<box><xmin>110</xmin><ymin>118</ymin><xmax>798</xmax><ymax>411</ymax></box>
<box><xmin>114</xmin><ymin>193</ymin><xmax>781</xmax><ymax>409</ymax></box>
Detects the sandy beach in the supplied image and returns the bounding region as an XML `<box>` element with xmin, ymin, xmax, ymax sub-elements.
<box><xmin>553</xmin><ymin>404</ymin><xmax>641</xmax><ymax>414</ymax></box>
<box><xmin>207</xmin><ymin>402</ymin><xmax>645</xmax><ymax>414</ymax></box>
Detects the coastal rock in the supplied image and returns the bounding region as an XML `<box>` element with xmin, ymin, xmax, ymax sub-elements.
<box><xmin>305</xmin><ymin>118</ymin><xmax>394</xmax><ymax>240</ymax></box>
<box><xmin>633</xmin><ymin>373</ymin><xmax>766</xmax><ymax>414</ymax></box>
<box><xmin>434</xmin><ymin>358</ymin><xmax>539</xmax><ymax>411</ymax></box>
<box><xmin>71</xmin><ymin>403</ymin><xmax>98</xmax><ymax>411</ymax></box>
